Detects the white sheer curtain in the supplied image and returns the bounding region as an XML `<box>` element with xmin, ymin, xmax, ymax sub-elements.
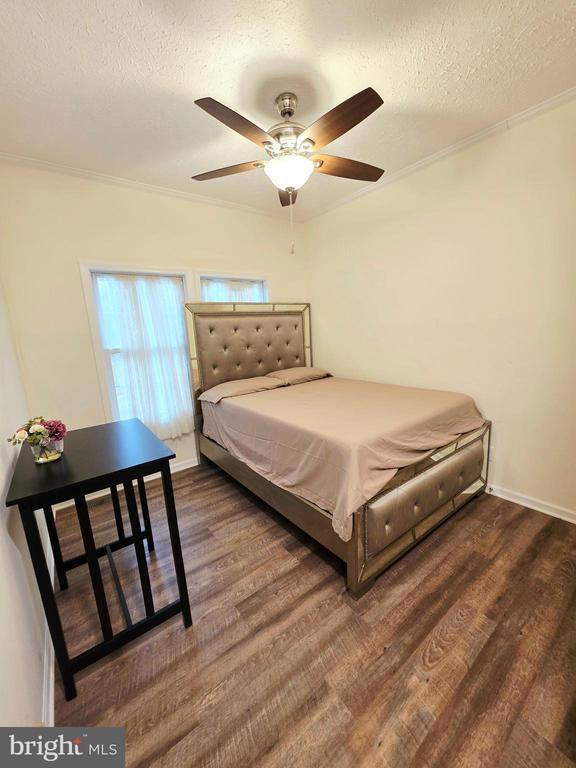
<box><xmin>200</xmin><ymin>276</ymin><xmax>266</xmax><ymax>303</ymax></box>
<box><xmin>93</xmin><ymin>272</ymin><xmax>194</xmax><ymax>440</ymax></box>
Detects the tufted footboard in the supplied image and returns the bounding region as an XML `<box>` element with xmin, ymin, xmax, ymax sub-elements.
<box><xmin>346</xmin><ymin>423</ymin><xmax>490</xmax><ymax>596</ymax></box>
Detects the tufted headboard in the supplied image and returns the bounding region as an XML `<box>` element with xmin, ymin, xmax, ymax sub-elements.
<box><xmin>185</xmin><ymin>303</ymin><xmax>312</xmax><ymax>394</ymax></box>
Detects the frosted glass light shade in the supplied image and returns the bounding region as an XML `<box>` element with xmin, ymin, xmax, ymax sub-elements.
<box><xmin>264</xmin><ymin>154</ymin><xmax>314</xmax><ymax>191</ymax></box>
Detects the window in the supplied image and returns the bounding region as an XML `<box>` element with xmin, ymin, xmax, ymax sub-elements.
<box><xmin>200</xmin><ymin>275</ymin><xmax>267</xmax><ymax>303</ymax></box>
<box><xmin>91</xmin><ymin>271</ymin><xmax>194</xmax><ymax>441</ymax></box>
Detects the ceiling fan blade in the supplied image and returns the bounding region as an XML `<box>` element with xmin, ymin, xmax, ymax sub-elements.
<box><xmin>298</xmin><ymin>87</ymin><xmax>383</xmax><ymax>150</ymax></box>
<box><xmin>195</xmin><ymin>97</ymin><xmax>276</xmax><ymax>148</ymax></box>
<box><xmin>279</xmin><ymin>189</ymin><xmax>298</xmax><ymax>206</ymax></box>
<box><xmin>311</xmin><ymin>154</ymin><xmax>384</xmax><ymax>182</ymax></box>
<box><xmin>192</xmin><ymin>161</ymin><xmax>263</xmax><ymax>181</ymax></box>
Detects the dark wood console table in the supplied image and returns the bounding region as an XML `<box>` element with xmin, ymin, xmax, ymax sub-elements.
<box><xmin>5</xmin><ymin>418</ymin><xmax>192</xmax><ymax>701</ymax></box>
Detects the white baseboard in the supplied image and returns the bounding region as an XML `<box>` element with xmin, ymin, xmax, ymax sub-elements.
<box><xmin>170</xmin><ymin>457</ymin><xmax>200</xmax><ymax>474</ymax></box>
<box><xmin>488</xmin><ymin>485</ymin><xmax>576</xmax><ymax>525</ymax></box>
<box><xmin>53</xmin><ymin>456</ymin><xmax>199</xmax><ymax>512</ymax></box>
<box><xmin>42</xmin><ymin>629</ymin><xmax>54</xmax><ymax>726</ymax></box>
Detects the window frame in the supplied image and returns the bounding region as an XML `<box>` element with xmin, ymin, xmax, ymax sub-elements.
<box><xmin>80</xmin><ymin>263</ymin><xmax>195</xmax><ymax>423</ymax></box>
<box><xmin>195</xmin><ymin>271</ymin><xmax>269</xmax><ymax>303</ymax></box>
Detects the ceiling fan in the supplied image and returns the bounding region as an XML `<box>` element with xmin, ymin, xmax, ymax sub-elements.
<box><xmin>192</xmin><ymin>88</ymin><xmax>385</xmax><ymax>206</ymax></box>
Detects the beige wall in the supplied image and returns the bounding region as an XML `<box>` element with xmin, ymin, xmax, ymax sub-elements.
<box><xmin>303</xmin><ymin>98</ymin><xmax>576</xmax><ymax>514</ymax></box>
<box><xmin>0</xmin><ymin>99</ymin><xmax>574</xmax><ymax>514</ymax></box>
<box><xmin>0</xmin><ymin>163</ymin><xmax>309</xmax><ymax>464</ymax></box>
<box><xmin>0</xmin><ymin>282</ymin><xmax>48</xmax><ymax>725</ymax></box>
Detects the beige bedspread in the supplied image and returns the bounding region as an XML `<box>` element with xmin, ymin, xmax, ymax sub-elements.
<box><xmin>201</xmin><ymin>377</ymin><xmax>484</xmax><ymax>541</ymax></box>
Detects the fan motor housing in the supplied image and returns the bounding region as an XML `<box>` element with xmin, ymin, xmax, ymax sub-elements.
<box><xmin>267</xmin><ymin>120</ymin><xmax>305</xmax><ymax>149</ymax></box>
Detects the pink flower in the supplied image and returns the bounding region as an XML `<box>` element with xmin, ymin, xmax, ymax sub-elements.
<box><xmin>43</xmin><ymin>419</ymin><xmax>67</xmax><ymax>441</ymax></box>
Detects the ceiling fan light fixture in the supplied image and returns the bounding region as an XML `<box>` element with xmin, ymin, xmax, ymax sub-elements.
<box><xmin>192</xmin><ymin>88</ymin><xmax>385</xmax><ymax>205</ymax></box>
<box><xmin>264</xmin><ymin>154</ymin><xmax>314</xmax><ymax>191</ymax></box>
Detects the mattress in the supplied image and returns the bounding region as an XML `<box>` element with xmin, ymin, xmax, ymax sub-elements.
<box><xmin>201</xmin><ymin>377</ymin><xmax>485</xmax><ymax>541</ymax></box>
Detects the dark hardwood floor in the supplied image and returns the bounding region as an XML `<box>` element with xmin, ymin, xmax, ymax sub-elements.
<box><xmin>54</xmin><ymin>464</ymin><xmax>576</xmax><ymax>768</ymax></box>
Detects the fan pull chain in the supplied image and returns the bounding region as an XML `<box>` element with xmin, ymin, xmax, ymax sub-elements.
<box><xmin>289</xmin><ymin>189</ymin><xmax>295</xmax><ymax>255</ymax></box>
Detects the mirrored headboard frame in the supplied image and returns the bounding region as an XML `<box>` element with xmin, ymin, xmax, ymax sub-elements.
<box><xmin>184</xmin><ymin>302</ymin><xmax>312</xmax><ymax>405</ymax></box>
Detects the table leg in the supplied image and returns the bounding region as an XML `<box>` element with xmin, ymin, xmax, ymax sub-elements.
<box><xmin>160</xmin><ymin>463</ymin><xmax>192</xmax><ymax>628</ymax></box>
<box><xmin>123</xmin><ymin>480</ymin><xmax>155</xmax><ymax>618</ymax></box>
<box><xmin>19</xmin><ymin>505</ymin><xmax>77</xmax><ymax>700</ymax></box>
<box><xmin>74</xmin><ymin>494</ymin><xmax>113</xmax><ymax>641</ymax></box>
<box><xmin>137</xmin><ymin>477</ymin><xmax>155</xmax><ymax>552</ymax></box>
<box><xmin>110</xmin><ymin>485</ymin><xmax>126</xmax><ymax>541</ymax></box>
<box><xmin>42</xmin><ymin>504</ymin><xmax>68</xmax><ymax>591</ymax></box>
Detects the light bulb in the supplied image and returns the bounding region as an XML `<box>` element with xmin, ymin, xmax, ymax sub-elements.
<box><xmin>264</xmin><ymin>154</ymin><xmax>314</xmax><ymax>191</ymax></box>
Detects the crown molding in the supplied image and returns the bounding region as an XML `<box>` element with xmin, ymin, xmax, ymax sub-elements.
<box><xmin>1</xmin><ymin>85</ymin><xmax>575</xmax><ymax>224</ymax></box>
<box><xmin>0</xmin><ymin>151</ymin><xmax>283</xmax><ymax>221</ymax></box>
<box><xmin>300</xmin><ymin>84</ymin><xmax>576</xmax><ymax>222</ymax></box>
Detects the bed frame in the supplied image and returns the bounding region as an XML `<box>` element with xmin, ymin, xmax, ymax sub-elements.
<box><xmin>185</xmin><ymin>302</ymin><xmax>491</xmax><ymax>597</ymax></box>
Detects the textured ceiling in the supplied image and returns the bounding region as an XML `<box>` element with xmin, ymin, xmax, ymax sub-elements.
<box><xmin>0</xmin><ymin>0</ymin><xmax>575</xmax><ymax>219</ymax></box>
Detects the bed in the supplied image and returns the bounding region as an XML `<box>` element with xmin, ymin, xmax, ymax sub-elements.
<box><xmin>185</xmin><ymin>302</ymin><xmax>491</xmax><ymax>597</ymax></box>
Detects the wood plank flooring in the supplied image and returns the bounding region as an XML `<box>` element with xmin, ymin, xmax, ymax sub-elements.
<box><xmin>54</xmin><ymin>464</ymin><xmax>576</xmax><ymax>768</ymax></box>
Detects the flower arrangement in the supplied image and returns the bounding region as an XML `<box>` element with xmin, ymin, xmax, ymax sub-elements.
<box><xmin>8</xmin><ymin>417</ymin><xmax>67</xmax><ymax>463</ymax></box>
<box><xmin>41</xmin><ymin>419</ymin><xmax>67</xmax><ymax>442</ymax></box>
